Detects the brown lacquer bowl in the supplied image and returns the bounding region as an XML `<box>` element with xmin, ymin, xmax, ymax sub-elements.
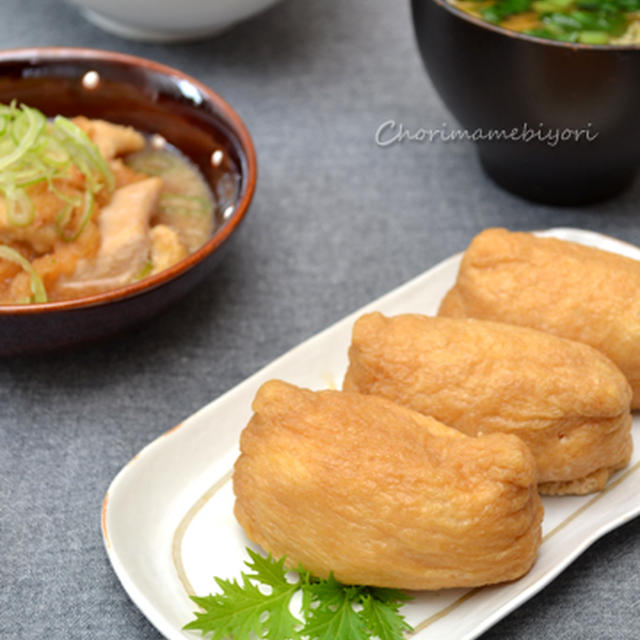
<box><xmin>411</xmin><ymin>0</ymin><xmax>640</xmax><ymax>205</ymax></box>
<box><xmin>0</xmin><ymin>47</ymin><xmax>256</xmax><ymax>355</ymax></box>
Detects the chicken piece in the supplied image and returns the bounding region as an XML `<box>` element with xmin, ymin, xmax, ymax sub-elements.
<box><xmin>109</xmin><ymin>158</ymin><xmax>149</xmax><ymax>189</ymax></box>
<box><xmin>150</xmin><ymin>224</ymin><xmax>188</xmax><ymax>275</ymax></box>
<box><xmin>5</xmin><ymin>220</ymin><xmax>102</xmax><ymax>303</ymax></box>
<box><xmin>343</xmin><ymin>313</ymin><xmax>633</xmax><ymax>495</ymax></box>
<box><xmin>0</xmin><ymin>168</ymin><xmax>88</xmax><ymax>254</ymax></box>
<box><xmin>0</xmin><ymin>257</ymin><xmax>21</xmax><ymax>302</ymax></box>
<box><xmin>438</xmin><ymin>228</ymin><xmax>640</xmax><ymax>408</ymax></box>
<box><xmin>233</xmin><ymin>380</ymin><xmax>543</xmax><ymax>590</ymax></box>
<box><xmin>56</xmin><ymin>177</ymin><xmax>162</xmax><ymax>297</ymax></box>
<box><xmin>0</xmin><ymin>118</ymin><xmax>143</xmax><ymax>256</ymax></box>
<box><xmin>73</xmin><ymin>116</ymin><xmax>145</xmax><ymax>160</ymax></box>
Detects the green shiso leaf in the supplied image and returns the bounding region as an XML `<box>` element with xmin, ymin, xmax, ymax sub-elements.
<box><xmin>183</xmin><ymin>548</ymin><xmax>413</xmax><ymax>640</ymax></box>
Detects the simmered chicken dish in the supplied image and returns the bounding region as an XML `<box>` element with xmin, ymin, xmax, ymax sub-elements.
<box><xmin>0</xmin><ymin>102</ymin><xmax>214</xmax><ymax>304</ymax></box>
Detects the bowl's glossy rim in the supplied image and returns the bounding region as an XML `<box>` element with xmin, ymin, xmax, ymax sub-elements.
<box><xmin>0</xmin><ymin>46</ymin><xmax>257</xmax><ymax>316</ymax></box>
<box><xmin>419</xmin><ymin>0</ymin><xmax>640</xmax><ymax>50</ymax></box>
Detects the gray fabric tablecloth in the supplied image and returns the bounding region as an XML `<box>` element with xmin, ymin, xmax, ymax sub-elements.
<box><xmin>1</xmin><ymin>1</ymin><xmax>639</xmax><ymax>638</ymax></box>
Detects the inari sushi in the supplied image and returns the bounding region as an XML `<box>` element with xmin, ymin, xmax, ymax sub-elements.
<box><xmin>344</xmin><ymin>312</ymin><xmax>633</xmax><ymax>495</ymax></box>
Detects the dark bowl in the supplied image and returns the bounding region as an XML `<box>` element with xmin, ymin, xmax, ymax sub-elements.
<box><xmin>0</xmin><ymin>47</ymin><xmax>257</xmax><ymax>356</ymax></box>
<box><xmin>411</xmin><ymin>0</ymin><xmax>640</xmax><ymax>205</ymax></box>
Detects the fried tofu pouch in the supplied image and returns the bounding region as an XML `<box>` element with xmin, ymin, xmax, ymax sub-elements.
<box><xmin>233</xmin><ymin>380</ymin><xmax>543</xmax><ymax>590</ymax></box>
<box><xmin>344</xmin><ymin>313</ymin><xmax>632</xmax><ymax>496</ymax></box>
<box><xmin>438</xmin><ymin>228</ymin><xmax>640</xmax><ymax>409</ymax></box>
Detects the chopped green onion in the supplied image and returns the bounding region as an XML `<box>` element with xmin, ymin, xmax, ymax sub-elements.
<box><xmin>0</xmin><ymin>102</ymin><xmax>113</xmax><ymax>239</ymax></box>
<box><xmin>0</xmin><ymin>244</ymin><xmax>47</xmax><ymax>303</ymax></box>
<box><xmin>52</xmin><ymin>115</ymin><xmax>114</xmax><ymax>192</ymax></box>
<box><xmin>619</xmin><ymin>0</ymin><xmax>640</xmax><ymax>9</ymax></box>
<box><xmin>159</xmin><ymin>193</ymin><xmax>209</xmax><ymax>217</ymax></box>
<box><xmin>579</xmin><ymin>28</ymin><xmax>612</xmax><ymax>40</ymax></box>
<box><xmin>13</xmin><ymin>165</ymin><xmax>49</xmax><ymax>188</ymax></box>
<box><xmin>125</xmin><ymin>148</ymin><xmax>185</xmax><ymax>177</ymax></box>
<box><xmin>38</xmin><ymin>137</ymin><xmax>71</xmax><ymax>168</ymax></box>
<box><xmin>544</xmin><ymin>12</ymin><xmax>584</xmax><ymax>28</ymax></box>
<box><xmin>4</xmin><ymin>189</ymin><xmax>35</xmax><ymax>227</ymax></box>
<box><xmin>0</xmin><ymin>101</ymin><xmax>18</xmax><ymax>116</ymax></box>
<box><xmin>54</xmin><ymin>202</ymin><xmax>73</xmax><ymax>237</ymax></box>
<box><xmin>49</xmin><ymin>181</ymin><xmax>82</xmax><ymax>209</ymax></box>
<box><xmin>533</xmin><ymin>0</ymin><xmax>575</xmax><ymax>11</ymax></box>
<box><xmin>482</xmin><ymin>0</ymin><xmax>533</xmax><ymax>21</ymax></box>
<box><xmin>57</xmin><ymin>189</ymin><xmax>94</xmax><ymax>242</ymax></box>
<box><xmin>0</xmin><ymin>106</ymin><xmax>45</xmax><ymax>172</ymax></box>
<box><xmin>134</xmin><ymin>259</ymin><xmax>153</xmax><ymax>281</ymax></box>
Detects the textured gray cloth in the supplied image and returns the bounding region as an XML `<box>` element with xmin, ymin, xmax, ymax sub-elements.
<box><xmin>1</xmin><ymin>1</ymin><xmax>639</xmax><ymax>639</ymax></box>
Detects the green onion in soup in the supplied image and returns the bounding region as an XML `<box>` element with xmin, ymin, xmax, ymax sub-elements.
<box><xmin>451</xmin><ymin>0</ymin><xmax>640</xmax><ymax>44</ymax></box>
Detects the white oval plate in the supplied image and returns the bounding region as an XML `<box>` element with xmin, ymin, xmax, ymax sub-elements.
<box><xmin>102</xmin><ymin>227</ymin><xmax>640</xmax><ymax>640</ymax></box>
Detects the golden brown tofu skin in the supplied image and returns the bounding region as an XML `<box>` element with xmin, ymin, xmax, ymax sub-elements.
<box><xmin>438</xmin><ymin>228</ymin><xmax>640</xmax><ymax>409</ymax></box>
<box><xmin>344</xmin><ymin>313</ymin><xmax>632</xmax><ymax>495</ymax></box>
<box><xmin>234</xmin><ymin>380</ymin><xmax>543</xmax><ymax>590</ymax></box>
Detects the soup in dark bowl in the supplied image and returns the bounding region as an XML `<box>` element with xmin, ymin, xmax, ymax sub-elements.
<box><xmin>412</xmin><ymin>0</ymin><xmax>640</xmax><ymax>204</ymax></box>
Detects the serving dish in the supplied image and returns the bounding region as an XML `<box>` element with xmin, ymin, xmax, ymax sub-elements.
<box><xmin>102</xmin><ymin>227</ymin><xmax>640</xmax><ymax>639</ymax></box>
<box><xmin>411</xmin><ymin>0</ymin><xmax>640</xmax><ymax>205</ymax></box>
<box><xmin>0</xmin><ymin>47</ymin><xmax>256</xmax><ymax>356</ymax></box>
<box><xmin>67</xmin><ymin>0</ymin><xmax>284</xmax><ymax>42</ymax></box>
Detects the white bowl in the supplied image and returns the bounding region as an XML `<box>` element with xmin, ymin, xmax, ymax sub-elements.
<box><xmin>68</xmin><ymin>0</ymin><xmax>284</xmax><ymax>42</ymax></box>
